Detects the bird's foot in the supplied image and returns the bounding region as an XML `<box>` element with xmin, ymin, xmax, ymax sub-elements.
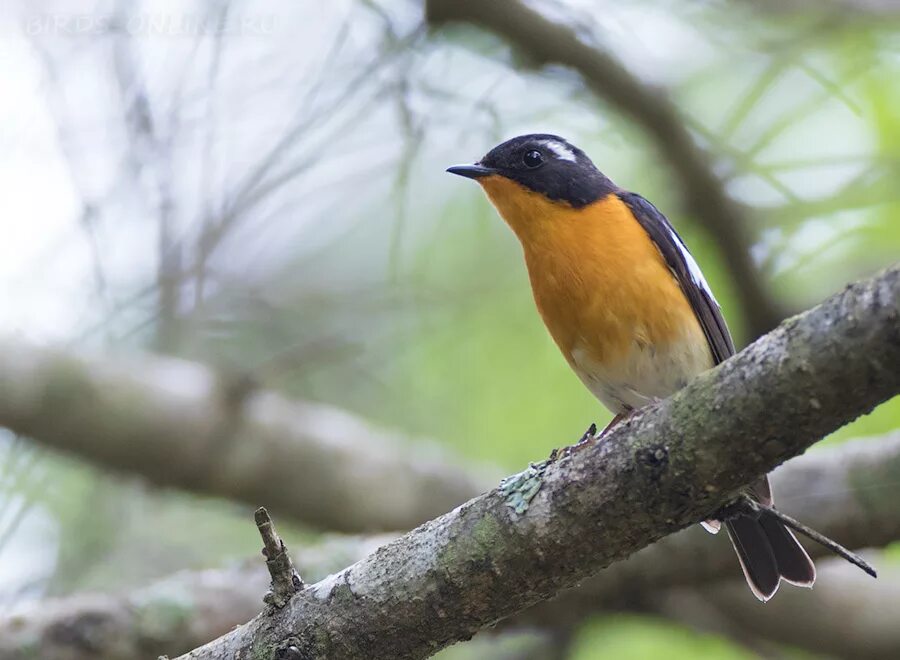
<box><xmin>554</xmin><ymin>411</ymin><xmax>636</xmax><ymax>459</ymax></box>
<box><xmin>576</xmin><ymin>422</ymin><xmax>598</xmax><ymax>445</ymax></box>
<box><xmin>597</xmin><ymin>410</ymin><xmax>635</xmax><ymax>438</ymax></box>
<box><xmin>555</xmin><ymin>423</ymin><xmax>599</xmax><ymax>459</ymax></box>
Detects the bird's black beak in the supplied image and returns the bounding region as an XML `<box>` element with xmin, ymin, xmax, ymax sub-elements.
<box><xmin>446</xmin><ymin>164</ymin><xmax>497</xmax><ymax>180</ymax></box>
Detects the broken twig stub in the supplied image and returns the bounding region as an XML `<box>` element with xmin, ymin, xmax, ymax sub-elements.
<box><xmin>255</xmin><ymin>507</ymin><xmax>303</xmax><ymax>608</ymax></box>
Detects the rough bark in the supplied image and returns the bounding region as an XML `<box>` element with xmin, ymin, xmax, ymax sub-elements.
<box><xmin>0</xmin><ymin>343</ymin><xmax>491</xmax><ymax>533</ymax></box>
<box><xmin>174</xmin><ymin>266</ymin><xmax>899</xmax><ymax>659</ymax></box>
<box><xmin>426</xmin><ymin>0</ymin><xmax>786</xmax><ymax>337</ymax></box>
<box><xmin>519</xmin><ymin>432</ymin><xmax>900</xmax><ymax>627</ymax></box>
<box><xmin>3</xmin><ymin>435</ymin><xmax>898</xmax><ymax>660</ymax></box>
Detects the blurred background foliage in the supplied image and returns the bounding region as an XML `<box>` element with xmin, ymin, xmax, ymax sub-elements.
<box><xmin>0</xmin><ymin>0</ymin><xmax>898</xmax><ymax>657</ymax></box>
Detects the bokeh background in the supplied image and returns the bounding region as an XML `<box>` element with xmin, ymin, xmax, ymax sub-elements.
<box><xmin>1</xmin><ymin>0</ymin><xmax>899</xmax><ymax>658</ymax></box>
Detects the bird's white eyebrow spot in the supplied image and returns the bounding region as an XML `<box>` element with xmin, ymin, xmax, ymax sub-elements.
<box><xmin>539</xmin><ymin>139</ymin><xmax>577</xmax><ymax>162</ymax></box>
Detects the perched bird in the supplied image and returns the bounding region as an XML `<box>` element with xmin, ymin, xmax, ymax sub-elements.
<box><xmin>447</xmin><ymin>134</ymin><xmax>817</xmax><ymax>601</ymax></box>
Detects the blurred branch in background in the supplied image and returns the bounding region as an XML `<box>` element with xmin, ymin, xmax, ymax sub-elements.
<box><xmin>0</xmin><ymin>339</ymin><xmax>492</xmax><ymax>532</ymax></box>
<box><xmin>23</xmin><ymin>0</ymin><xmax>423</xmax><ymax>355</ymax></box>
<box><xmin>425</xmin><ymin>0</ymin><xmax>787</xmax><ymax>339</ymax></box>
<box><xmin>751</xmin><ymin>0</ymin><xmax>900</xmax><ymax>17</ymax></box>
<box><xmin>169</xmin><ymin>266</ymin><xmax>899</xmax><ymax>659</ymax></box>
<box><xmin>109</xmin><ymin>8</ymin><xmax>182</xmax><ymax>353</ymax></box>
<box><xmin>650</xmin><ymin>560</ymin><xmax>900</xmax><ymax>660</ymax></box>
<box><xmin>2</xmin><ymin>433</ymin><xmax>898</xmax><ymax>659</ymax></box>
<box><xmin>0</xmin><ymin>535</ymin><xmax>391</xmax><ymax>660</ymax></box>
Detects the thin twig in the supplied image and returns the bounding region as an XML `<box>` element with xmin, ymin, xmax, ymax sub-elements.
<box><xmin>255</xmin><ymin>507</ymin><xmax>303</xmax><ymax>608</ymax></box>
<box><xmin>765</xmin><ymin>505</ymin><xmax>877</xmax><ymax>578</ymax></box>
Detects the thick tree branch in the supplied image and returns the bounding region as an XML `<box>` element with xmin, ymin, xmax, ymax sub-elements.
<box><xmin>517</xmin><ymin>432</ymin><xmax>900</xmax><ymax>627</ymax></box>
<box><xmin>426</xmin><ymin>0</ymin><xmax>786</xmax><ymax>337</ymax></box>
<box><xmin>2</xmin><ymin>435</ymin><xmax>898</xmax><ymax>660</ymax></box>
<box><xmin>175</xmin><ymin>266</ymin><xmax>898</xmax><ymax>659</ymax></box>
<box><xmin>0</xmin><ymin>344</ymin><xmax>490</xmax><ymax>533</ymax></box>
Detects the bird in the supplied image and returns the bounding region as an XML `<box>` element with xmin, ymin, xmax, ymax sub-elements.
<box><xmin>447</xmin><ymin>133</ymin><xmax>817</xmax><ymax>601</ymax></box>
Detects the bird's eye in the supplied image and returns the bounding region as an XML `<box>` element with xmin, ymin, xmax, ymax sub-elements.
<box><xmin>523</xmin><ymin>150</ymin><xmax>543</xmax><ymax>168</ymax></box>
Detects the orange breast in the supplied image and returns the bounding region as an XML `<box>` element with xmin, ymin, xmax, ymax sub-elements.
<box><xmin>480</xmin><ymin>176</ymin><xmax>709</xmax><ymax>375</ymax></box>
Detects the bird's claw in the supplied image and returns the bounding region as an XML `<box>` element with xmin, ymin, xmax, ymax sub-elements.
<box><xmin>577</xmin><ymin>422</ymin><xmax>598</xmax><ymax>445</ymax></box>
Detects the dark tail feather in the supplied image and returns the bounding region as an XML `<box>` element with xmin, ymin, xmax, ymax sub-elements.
<box><xmin>725</xmin><ymin>517</ymin><xmax>780</xmax><ymax>601</ymax></box>
<box><xmin>725</xmin><ymin>512</ymin><xmax>817</xmax><ymax>601</ymax></box>
<box><xmin>759</xmin><ymin>514</ymin><xmax>817</xmax><ymax>587</ymax></box>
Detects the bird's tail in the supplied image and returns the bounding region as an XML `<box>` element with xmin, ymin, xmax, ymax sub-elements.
<box><xmin>724</xmin><ymin>511</ymin><xmax>816</xmax><ymax>601</ymax></box>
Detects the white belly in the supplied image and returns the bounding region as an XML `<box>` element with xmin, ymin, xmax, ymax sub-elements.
<box><xmin>571</xmin><ymin>337</ymin><xmax>713</xmax><ymax>415</ymax></box>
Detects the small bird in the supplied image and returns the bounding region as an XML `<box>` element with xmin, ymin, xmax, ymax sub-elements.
<box><xmin>447</xmin><ymin>133</ymin><xmax>817</xmax><ymax>601</ymax></box>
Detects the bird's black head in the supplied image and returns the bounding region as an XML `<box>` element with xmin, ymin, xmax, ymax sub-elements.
<box><xmin>447</xmin><ymin>134</ymin><xmax>616</xmax><ymax>207</ymax></box>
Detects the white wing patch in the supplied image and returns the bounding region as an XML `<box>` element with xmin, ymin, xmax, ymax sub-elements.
<box><xmin>540</xmin><ymin>139</ymin><xmax>577</xmax><ymax>162</ymax></box>
<box><xmin>664</xmin><ymin>224</ymin><xmax>719</xmax><ymax>306</ymax></box>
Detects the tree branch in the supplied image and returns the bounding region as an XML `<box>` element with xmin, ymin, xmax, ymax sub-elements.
<box><xmin>516</xmin><ymin>431</ymin><xmax>900</xmax><ymax>627</ymax></box>
<box><xmin>426</xmin><ymin>0</ymin><xmax>786</xmax><ymax>337</ymax></box>
<box><xmin>0</xmin><ymin>344</ymin><xmax>491</xmax><ymax>533</ymax></box>
<box><xmin>4</xmin><ymin>434</ymin><xmax>899</xmax><ymax>660</ymax></box>
<box><xmin>174</xmin><ymin>265</ymin><xmax>898</xmax><ymax>659</ymax></box>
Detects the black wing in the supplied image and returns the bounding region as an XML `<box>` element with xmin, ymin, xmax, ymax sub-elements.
<box><xmin>619</xmin><ymin>192</ymin><xmax>735</xmax><ymax>365</ymax></box>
